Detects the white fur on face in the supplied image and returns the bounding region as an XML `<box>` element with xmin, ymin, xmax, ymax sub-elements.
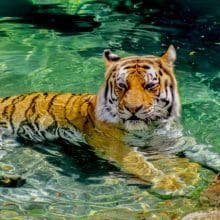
<box><xmin>144</xmin><ymin>66</ymin><xmax>159</xmax><ymax>86</ymax></box>
<box><xmin>124</xmin><ymin>120</ymin><xmax>148</xmax><ymax>130</ymax></box>
<box><xmin>96</xmin><ymin>67</ymin><xmax>129</xmax><ymax>124</ymax></box>
<box><xmin>96</xmin><ymin>83</ymin><xmax>120</xmax><ymax>123</ymax></box>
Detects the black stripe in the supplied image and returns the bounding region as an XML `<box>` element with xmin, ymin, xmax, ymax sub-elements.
<box><xmin>1</xmin><ymin>97</ymin><xmax>10</xmax><ymax>103</ymax></box>
<box><xmin>24</xmin><ymin>94</ymin><xmax>40</xmax><ymax>119</ymax></box>
<box><xmin>0</xmin><ymin>121</ymin><xmax>7</xmax><ymax>128</ymax></box>
<box><xmin>2</xmin><ymin>96</ymin><xmax>17</xmax><ymax>118</ymax></box>
<box><xmin>64</xmin><ymin>94</ymin><xmax>76</xmax><ymax>126</ymax></box>
<box><xmin>111</xmin><ymin>67</ymin><xmax>117</xmax><ymax>72</ymax></box>
<box><xmin>111</xmin><ymin>56</ymin><xmax>120</xmax><ymax>61</ymax></box>
<box><xmin>104</xmin><ymin>82</ymin><xmax>109</xmax><ymax>100</ymax></box>
<box><xmin>155</xmin><ymin>77</ymin><xmax>161</xmax><ymax>97</ymax></box>
<box><xmin>47</xmin><ymin>94</ymin><xmax>61</xmax><ymax>127</ymax></box>
<box><xmin>158</xmin><ymin>60</ymin><xmax>167</xmax><ymax>75</ymax></box>
<box><xmin>161</xmin><ymin>65</ymin><xmax>171</xmax><ymax>76</ymax></box>
<box><xmin>164</xmin><ymin>79</ymin><xmax>168</xmax><ymax>100</ymax></box>
<box><xmin>142</xmin><ymin>65</ymin><xmax>151</xmax><ymax>69</ymax></box>
<box><xmin>110</xmin><ymin>81</ymin><xmax>115</xmax><ymax>100</ymax></box>
<box><xmin>33</xmin><ymin>93</ymin><xmax>47</xmax><ymax>128</ymax></box>
<box><xmin>167</xmin><ymin>85</ymin><xmax>174</xmax><ymax>116</ymax></box>
<box><xmin>112</xmin><ymin>72</ymin><xmax>116</xmax><ymax>78</ymax></box>
<box><xmin>34</xmin><ymin>93</ymin><xmax>51</xmax><ymax>140</ymax></box>
<box><xmin>123</xmin><ymin>65</ymin><xmax>136</xmax><ymax>69</ymax></box>
<box><xmin>167</xmin><ymin>105</ymin><xmax>172</xmax><ymax>116</ymax></box>
<box><xmin>109</xmin><ymin>99</ymin><xmax>113</xmax><ymax>104</ymax></box>
<box><xmin>47</xmin><ymin>94</ymin><xmax>60</xmax><ymax>114</ymax></box>
<box><xmin>161</xmin><ymin>82</ymin><xmax>170</xmax><ymax>108</ymax></box>
<box><xmin>9</xmin><ymin>95</ymin><xmax>26</xmax><ymax>133</ymax></box>
<box><xmin>86</xmin><ymin>101</ymin><xmax>95</xmax><ymax>129</ymax></box>
<box><xmin>160</xmin><ymin>98</ymin><xmax>170</xmax><ymax>106</ymax></box>
<box><xmin>170</xmin><ymin>85</ymin><xmax>174</xmax><ymax>100</ymax></box>
<box><xmin>17</xmin><ymin>94</ymin><xmax>41</xmax><ymax>139</ymax></box>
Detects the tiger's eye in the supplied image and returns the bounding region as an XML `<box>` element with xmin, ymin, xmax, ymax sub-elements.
<box><xmin>144</xmin><ymin>83</ymin><xmax>157</xmax><ymax>90</ymax></box>
<box><xmin>118</xmin><ymin>82</ymin><xmax>127</xmax><ymax>89</ymax></box>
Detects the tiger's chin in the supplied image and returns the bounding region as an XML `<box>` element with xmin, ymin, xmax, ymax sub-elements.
<box><xmin>123</xmin><ymin>120</ymin><xmax>148</xmax><ymax>131</ymax></box>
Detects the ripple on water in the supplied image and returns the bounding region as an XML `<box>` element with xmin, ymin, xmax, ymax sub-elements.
<box><xmin>0</xmin><ymin>1</ymin><xmax>219</xmax><ymax>218</ymax></box>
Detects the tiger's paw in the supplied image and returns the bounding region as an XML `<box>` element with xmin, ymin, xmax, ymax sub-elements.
<box><xmin>151</xmin><ymin>174</ymin><xmax>188</xmax><ymax>197</ymax></box>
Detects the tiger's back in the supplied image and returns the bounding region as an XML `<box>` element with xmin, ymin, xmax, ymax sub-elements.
<box><xmin>0</xmin><ymin>92</ymin><xmax>95</xmax><ymax>144</ymax></box>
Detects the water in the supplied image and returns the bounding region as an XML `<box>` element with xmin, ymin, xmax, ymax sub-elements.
<box><xmin>0</xmin><ymin>0</ymin><xmax>219</xmax><ymax>219</ymax></box>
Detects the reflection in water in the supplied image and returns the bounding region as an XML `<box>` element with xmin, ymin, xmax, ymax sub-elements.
<box><xmin>0</xmin><ymin>14</ymin><xmax>100</xmax><ymax>35</ymax></box>
<box><xmin>0</xmin><ymin>0</ymin><xmax>219</xmax><ymax>219</ymax></box>
<box><xmin>0</xmin><ymin>2</ymin><xmax>100</xmax><ymax>34</ymax></box>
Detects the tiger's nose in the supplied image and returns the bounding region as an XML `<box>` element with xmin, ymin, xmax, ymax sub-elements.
<box><xmin>124</xmin><ymin>104</ymin><xmax>143</xmax><ymax>113</ymax></box>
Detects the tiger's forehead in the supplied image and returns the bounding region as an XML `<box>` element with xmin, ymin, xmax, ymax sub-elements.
<box><xmin>106</xmin><ymin>55</ymin><xmax>174</xmax><ymax>81</ymax></box>
<box><xmin>117</xmin><ymin>56</ymin><xmax>161</xmax><ymax>71</ymax></box>
<box><xmin>118</xmin><ymin>64</ymin><xmax>156</xmax><ymax>78</ymax></box>
<box><xmin>116</xmin><ymin>57</ymin><xmax>159</xmax><ymax>81</ymax></box>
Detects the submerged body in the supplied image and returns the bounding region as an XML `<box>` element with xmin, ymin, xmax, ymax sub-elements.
<box><xmin>0</xmin><ymin>46</ymin><xmax>219</xmax><ymax>194</ymax></box>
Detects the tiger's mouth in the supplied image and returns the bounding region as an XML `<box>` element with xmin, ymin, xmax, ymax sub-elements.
<box><xmin>122</xmin><ymin>115</ymin><xmax>148</xmax><ymax>130</ymax></box>
<box><xmin>122</xmin><ymin>113</ymin><xmax>165</xmax><ymax>130</ymax></box>
<box><xmin>128</xmin><ymin>115</ymin><xmax>141</xmax><ymax>120</ymax></box>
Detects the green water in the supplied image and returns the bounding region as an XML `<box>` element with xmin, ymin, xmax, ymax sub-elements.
<box><xmin>0</xmin><ymin>1</ymin><xmax>219</xmax><ymax>219</ymax></box>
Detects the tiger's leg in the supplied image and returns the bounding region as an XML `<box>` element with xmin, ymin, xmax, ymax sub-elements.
<box><xmin>86</xmin><ymin>131</ymin><xmax>188</xmax><ymax>193</ymax></box>
<box><xmin>86</xmin><ymin>131</ymin><xmax>162</xmax><ymax>182</ymax></box>
<box><xmin>184</xmin><ymin>145</ymin><xmax>220</xmax><ymax>171</ymax></box>
<box><xmin>147</xmin><ymin>152</ymin><xmax>202</xmax><ymax>194</ymax></box>
<box><xmin>171</xmin><ymin>136</ymin><xmax>220</xmax><ymax>172</ymax></box>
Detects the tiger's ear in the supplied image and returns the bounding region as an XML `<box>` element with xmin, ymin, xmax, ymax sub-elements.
<box><xmin>103</xmin><ymin>49</ymin><xmax>120</xmax><ymax>67</ymax></box>
<box><xmin>161</xmin><ymin>45</ymin><xmax>176</xmax><ymax>66</ymax></box>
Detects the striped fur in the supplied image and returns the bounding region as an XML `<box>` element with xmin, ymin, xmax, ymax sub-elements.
<box><xmin>0</xmin><ymin>46</ymin><xmax>188</xmax><ymax>187</ymax></box>
<box><xmin>96</xmin><ymin>45</ymin><xmax>180</xmax><ymax>130</ymax></box>
<box><xmin>0</xmin><ymin>92</ymin><xmax>95</xmax><ymax>144</ymax></box>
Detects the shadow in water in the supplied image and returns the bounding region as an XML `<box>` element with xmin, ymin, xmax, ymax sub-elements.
<box><xmin>21</xmin><ymin>139</ymin><xmax>119</xmax><ymax>183</ymax></box>
<box><xmin>0</xmin><ymin>4</ymin><xmax>101</xmax><ymax>35</ymax></box>
<box><xmin>0</xmin><ymin>139</ymin><xmax>121</xmax><ymax>187</ymax></box>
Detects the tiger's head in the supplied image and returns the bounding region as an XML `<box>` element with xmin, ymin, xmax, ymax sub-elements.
<box><xmin>96</xmin><ymin>45</ymin><xmax>181</xmax><ymax>130</ymax></box>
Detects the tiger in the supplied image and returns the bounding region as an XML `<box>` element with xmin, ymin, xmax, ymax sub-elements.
<box><xmin>0</xmin><ymin>45</ymin><xmax>219</xmax><ymax>194</ymax></box>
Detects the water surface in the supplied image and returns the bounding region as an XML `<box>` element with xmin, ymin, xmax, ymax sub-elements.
<box><xmin>0</xmin><ymin>1</ymin><xmax>219</xmax><ymax>219</ymax></box>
